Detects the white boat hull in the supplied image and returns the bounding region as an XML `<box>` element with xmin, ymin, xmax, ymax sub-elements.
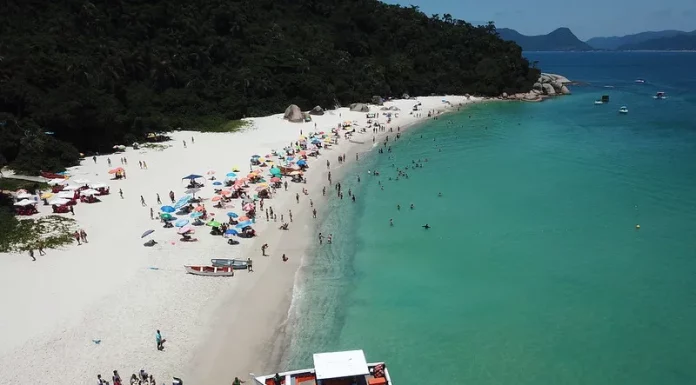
<box><xmin>184</xmin><ymin>265</ymin><xmax>234</xmax><ymax>276</ymax></box>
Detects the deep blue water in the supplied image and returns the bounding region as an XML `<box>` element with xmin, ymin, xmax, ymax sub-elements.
<box><xmin>286</xmin><ymin>52</ymin><xmax>696</xmax><ymax>385</ymax></box>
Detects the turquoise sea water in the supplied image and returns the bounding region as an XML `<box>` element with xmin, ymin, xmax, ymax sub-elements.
<box><xmin>287</xmin><ymin>52</ymin><xmax>696</xmax><ymax>384</ymax></box>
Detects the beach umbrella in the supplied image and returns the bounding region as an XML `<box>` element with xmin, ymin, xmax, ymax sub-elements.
<box><xmin>181</xmin><ymin>174</ymin><xmax>203</xmax><ymax>180</ymax></box>
<box><xmin>243</xmin><ymin>203</ymin><xmax>254</xmax><ymax>212</ymax></box>
<box><xmin>232</xmin><ymin>166</ymin><xmax>240</xmax><ymax>172</ymax></box>
<box><xmin>270</xmin><ymin>177</ymin><xmax>281</xmax><ymax>183</ymax></box>
<box><xmin>206</xmin><ymin>170</ymin><xmax>216</xmax><ymax>175</ymax></box>
<box><xmin>206</xmin><ymin>220</ymin><xmax>222</xmax><ymax>227</ymax></box>
<box><xmin>238</xmin><ymin>215</ymin><xmax>250</xmax><ymax>222</ymax></box>
<box><xmin>190</xmin><ymin>211</ymin><xmax>203</xmax><ymax>219</ymax></box>
<box><xmin>251</xmin><ymin>154</ymin><xmax>261</xmax><ymax>158</ymax></box>
<box><xmin>227</xmin><ymin>212</ymin><xmax>239</xmax><ymax>218</ymax></box>
<box><xmin>212</xmin><ymin>181</ymin><xmax>222</xmax><ymax>186</ymax></box>
<box><xmin>194</xmin><ymin>206</ymin><xmax>206</xmax><ymax>212</ymax></box>
<box><xmin>226</xmin><ymin>172</ymin><xmax>237</xmax><ymax>178</ymax></box>
<box><xmin>14</xmin><ymin>199</ymin><xmax>35</xmax><ymax>206</ymax></box>
<box><xmin>289</xmin><ymin>171</ymin><xmax>302</xmax><ymax>176</ymax></box>
<box><xmin>161</xmin><ymin>205</ymin><xmax>175</xmax><ymax>213</ymax></box>
<box><xmin>270</xmin><ymin>167</ymin><xmax>281</xmax><ymax>176</ymax></box>
<box><xmin>160</xmin><ymin>213</ymin><xmax>173</xmax><ymax>221</ymax></box>
<box><xmin>108</xmin><ymin>167</ymin><xmax>124</xmax><ymax>174</ymax></box>
<box><xmin>175</xmin><ymin>219</ymin><xmax>189</xmax><ymax>227</ymax></box>
<box><xmin>211</xmin><ymin>195</ymin><xmax>222</xmax><ymax>202</ymax></box>
<box><xmin>255</xmin><ymin>186</ymin><xmax>268</xmax><ymax>192</ymax></box>
<box><xmin>40</xmin><ymin>192</ymin><xmax>54</xmax><ymax>199</ymax></box>
<box><xmin>236</xmin><ymin>220</ymin><xmax>253</xmax><ymax>228</ymax></box>
<box><xmin>141</xmin><ymin>229</ymin><xmax>155</xmax><ymax>238</ymax></box>
<box><xmin>224</xmin><ymin>229</ymin><xmax>238</xmax><ymax>237</ymax></box>
<box><xmin>297</xmin><ymin>159</ymin><xmax>307</xmax><ymax>166</ymax></box>
<box><xmin>16</xmin><ymin>192</ymin><xmax>33</xmax><ymax>199</ymax></box>
<box><xmin>174</xmin><ymin>194</ymin><xmax>193</xmax><ymax>209</ymax></box>
<box><xmin>177</xmin><ymin>225</ymin><xmax>193</xmax><ymax>234</ymax></box>
<box><xmin>185</xmin><ymin>188</ymin><xmax>200</xmax><ymax>196</ymax></box>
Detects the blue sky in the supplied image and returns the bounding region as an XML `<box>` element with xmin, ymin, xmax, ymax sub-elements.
<box><xmin>385</xmin><ymin>0</ymin><xmax>696</xmax><ymax>40</ymax></box>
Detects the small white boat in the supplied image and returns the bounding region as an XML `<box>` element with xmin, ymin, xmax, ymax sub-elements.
<box><xmin>252</xmin><ymin>350</ymin><xmax>391</xmax><ymax>385</ymax></box>
<box><xmin>653</xmin><ymin>91</ymin><xmax>667</xmax><ymax>99</ymax></box>
<box><xmin>635</xmin><ymin>79</ymin><xmax>645</xmax><ymax>83</ymax></box>
<box><xmin>184</xmin><ymin>265</ymin><xmax>234</xmax><ymax>277</ymax></box>
<box><xmin>594</xmin><ymin>100</ymin><xmax>604</xmax><ymax>105</ymax></box>
<box><xmin>619</xmin><ymin>106</ymin><xmax>629</xmax><ymax>114</ymax></box>
<box><xmin>210</xmin><ymin>258</ymin><xmax>248</xmax><ymax>270</ymax></box>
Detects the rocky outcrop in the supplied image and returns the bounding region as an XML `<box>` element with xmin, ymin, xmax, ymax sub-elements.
<box><xmin>501</xmin><ymin>73</ymin><xmax>572</xmax><ymax>102</ymax></box>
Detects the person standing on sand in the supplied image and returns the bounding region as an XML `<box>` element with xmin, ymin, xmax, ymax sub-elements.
<box><xmin>310</xmin><ymin>199</ymin><xmax>313</xmax><ymax>208</ymax></box>
<box><xmin>38</xmin><ymin>241</ymin><xmax>46</xmax><ymax>256</ymax></box>
<box><xmin>169</xmin><ymin>190</ymin><xmax>175</xmax><ymax>203</ymax></box>
<box><xmin>93</xmin><ymin>156</ymin><xmax>97</xmax><ymax>163</ymax></box>
<box><xmin>191</xmin><ymin>136</ymin><xmax>195</xmax><ymax>144</ymax></box>
<box><xmin>326</xmin><ymin>160</ymin><xmax>330</xmax><ymax>169</ymax></box>
<box><xmin>183</xmin><ymin>140</ymin><xmax>187</xmax><ymax>148</ymax></box>
<box><xmin>313</xmin><ymin>208</ymin><xmax>317</xmax><ymax>218</ymax></box>
<box><xmin>74</xmin><ymin>231</ymin><xmax>81</xmax><ymax>245</ymax></box>
<box><xmin>150</xmin><ymin>207</ymin><xmax>154</xmax><ymax>220</ymax></box>
<box><xmin>282</xmin><ymin>254</ymin><xmax>288</xmax><ymax>262</ymax></box>
<box><xmin>233</xmin><ymin>376</ymin><xmax>245</xmax><ymax>385</ymax></box>
<box><xmin>156</xmin><ymin>194</ymin><xmax>162</xmax><ymax>205</ymax></box>
<box><xmin>119</xmin><ymin>189</ymin><xmax>123</xmax><ymax>199</ymax></box>
<box><xmin>107</xmin><ymin>158</ymin><xmax>111</xmax><ymax>166</ymax></box>
<box><xmin>156</xmin><ymin>329</ymin><xmax>164</xmax><ymax>350</ymax></box>
<box><xmin>265</xmin><ymin>210</ymin><xmax>269</xmax><ymax>221</ymax></box>
<box><xmin>328</xmin><ymin>172</ymin><xmax>332</xmax><ymax>184</ymax></box>
<box><xmin>69</xmin><ymin>204</ymin><xmax>75</xmax><ymax>215</ymax></box>
<box><xmin>322</xmin><ymin>186</ymin><xmax>326</xmax><ymax>196</ymax></box>
<box><xmin>318</xmin><ymin>233</ymin><xmax>323</xmax><ymax>245</ymax></box>
<box><xmin>288</xmin><ymin>210</ymin><xmax>293</xmax><ymax>222</ymax></box>
<box><xmin>295</xmin><ymin>193</ymin><xmax>299</xmax><ymax>204</ymax></box>
<box><xmin>284</xmin><ymin>181</ymin><xmax>288</xmax><ymax>191</ymax></box>
<box><xmin>80</xmin><ymin>229</ymin><xmax>88</xmax><ymax>243</ymax></box>
<box><xmin>246</xmin><ymin>258</ymin><xmax>253</xmax><ymax>272</ymax></box>
<box><xmin>112</xmin><ymin>370</ymin><xmax>122</xmax><ymax>385</ymax></box>
<box><xmin>28</xmin><ymin>249</ymin><xmax>36</xmax><ymax>261</ymax></box>
<box><xmin>261</xmin><ymin>243</ymin><xmax>268</xmax><ymax>256</ymax></box>
<box><xmin>141</xmin><ymin>195</ymin><xmax>146</xmax><ymax>206</ymax></box>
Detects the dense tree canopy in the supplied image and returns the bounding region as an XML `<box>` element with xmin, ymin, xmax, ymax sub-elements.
<box><xmin>0</xmin><ymin>0</ymin><xmax>538</xmax><ymax>174</ymax></box>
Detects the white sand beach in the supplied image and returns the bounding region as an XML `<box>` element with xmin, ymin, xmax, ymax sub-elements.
<box><xmin>0</xmin><ymin>95</ymin><xmax>481</xmax><ymax>385</ymax></box>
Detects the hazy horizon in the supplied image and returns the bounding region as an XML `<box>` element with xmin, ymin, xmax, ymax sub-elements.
<box><xmin>386</xmin><ymin>0</ymin><xmax>696</xmax><ymax>40</ymax></box>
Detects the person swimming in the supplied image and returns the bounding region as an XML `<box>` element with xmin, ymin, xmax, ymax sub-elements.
<box><xmin>422</xmin><ymin>224</ymin><xmax>430</xmax><ymax>229</ymax></box>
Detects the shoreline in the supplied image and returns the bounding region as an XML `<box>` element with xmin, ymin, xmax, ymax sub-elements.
<box><xmin>0</xmin><ymin>95</ymin><xmax>485</xmax><ymax>385</ymax></box>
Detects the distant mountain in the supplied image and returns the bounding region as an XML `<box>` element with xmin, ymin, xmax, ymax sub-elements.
<box><xmin>586</xmin><ymin>30</ymin><xmax>691</xmax><ymax>50</ymax></box>
<box><xmin>497</xmin><ymin>28</ymin><xmax>593</xmax><ymax>51</ymax></box>
<box><xmin>617</xmin><ymin>31</ymin><xmax>696</xmax><ymax>50</ymax></box>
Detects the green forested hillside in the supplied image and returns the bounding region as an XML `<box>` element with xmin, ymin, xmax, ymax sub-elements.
<box><xmin>0</xmin><ymin>0</ymin><xmax>538</xmax><ymax>174</ymax></box>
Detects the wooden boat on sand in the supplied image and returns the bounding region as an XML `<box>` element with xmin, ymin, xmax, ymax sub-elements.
<box><xmin>211</xmin><ymin>258</ymin><xmax>248</xmax><ymax>269</ymax></box>
<box><xmin>184</xmin><ymin>265</ymin><xmax>234</xmax><ymax>277</ymax></box>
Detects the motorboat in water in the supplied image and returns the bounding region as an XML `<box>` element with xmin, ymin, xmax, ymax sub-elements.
<box><xmin>654</xmin><ymin>91</ymin><xmax>667</xmax><ymax>100</ymax></box>
<box><xmin>594</xmin><ymin>100</ymin><xmax>604</xmax><ymax>105</ymax></box>
<box><xmin>210</xmin><ymin>258</ymin><xmax>249</xmax><ymax>269</ymax></box>
<box><xmin>251</xmin><ymin>350</ymin><xmax>392</xmax><ymax>385</ymax></box>
<box><xmin>619</xmin><ymin>106</ymin><xmax>629</xmax><ymax>114</ymax></box>
<box><xmin>184</xmin><ymin>265</ymin><xmax>234</xmax><ymax>277</ymax></box>
<box><xmin>635</xmin><ymin>79</ymin><xmax>645</xmax><ymax>83</ymax></box>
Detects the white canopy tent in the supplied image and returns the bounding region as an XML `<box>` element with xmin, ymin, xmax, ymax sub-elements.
<box><xmin>14</xmin><ymin>199</ymin><xmax>36</xmax><ymax>207</ymax></box>
<box><xmin>15</xmin><ymin>192</ymin><xmax>33</xmax><ymax>200</ymax></box>
<box><xmin>57</xmin><ymin>191</ymin><xmax>75</xmax><ymax>199</ymax></box>
<box><xmin>62</xmin><ymin>185</ymin><xmax>79</xmax><ymax>191</ymax></box>
<box><xmin>89</xmin><ymin>183</ymin><xmax>109</xmax><ymax>189</ymax></box>
<box><xmin>49</xmin><ymin>198</ymin><xmax>70</xmax><ymax>206</ymax></box>
<box><xmin>47</xmin><ymin>178</ymin><xmax>67</xmax><ymax>186</ymax></box>
<box><xmin>313</xmin><ymin>350</ymin><xmax>370</xmax><ymax>380</ymax></box>
<box><xmin>80</xmin><ymin>189</ymin><xmax>100</xmax><ymax>196</ymax></box>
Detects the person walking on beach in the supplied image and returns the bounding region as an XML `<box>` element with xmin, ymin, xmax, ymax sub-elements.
<box><xmin>28</xmin><ymin>248</ymin><xmax>36</xmax><ymax>261</ymax></box>
<box><xmin>74</xmin><ymin>231</ymin><xmax>81</xmax><ymax>245</ymax></box>
<box><xmin>150</xmin><ymin>207</ymin><xmax>154</xmax><ymax>220</ymax></box>
<box><xmin>233</xmin><ymin>376</ymin><xmax>245</xmax><ymax>385</ymax></box>
<box><xmin>139</xmin><ymin>160</ymin><xmax>143</xmax><ymax>169</ymax></box>
<box><xmin>191</xmin><ymin>136</ymin><xmax>195</xmax><ymax>144</ymax></box>
<box><xmin>265</xmin><ymin>210</ymin><xmax>269</xmax><ymax>221</ymax></box>
<box><xmin>156</xmin><ymin>193</ymin><xmax>162</xmax><ymax>205</ymax></box>
<box><xmin>322</xmin><ymin>186</ymin><xmax>326</xmax><ymax>196</ymax></box>
<box><xmin>246</xmin><ymin>258</ymin><xmax>253</xmax><ymax>272</ymax></box>
<box><xmin>141</xmin><ymin>195</ymin><xmax>146</xmax><ymax>206</ymax></box>
<box><xmin>112</xmin><ymin>370</ymin><xmax>122</xmax><ymax>385</ymax></box>
<box><xmin>282</xmin><ymin>254</ymin><xmax>288</xmax><ymax>262</ymax></box>
<box><xmin>261</xmin><ymin>243</ymin><xmax>268</xmax><ymax>256</ymax></box>
<box><xmin>93</xmin><ymin>156</ymin><xmax>97</xmax><ymax>163</ymax></box>
<box><xmin>156</xmin><ymin>329</ymin><xmax>165</xmax><ymax>350</ymax></box>
<box><xmin>295</xmin><ymin>193</ymin><xmax>299</xmax><ymax>204</ymax></box>
<box><xmin>107</xmin><ymin>158</ymin><xmax>111</xmax><ymax>166</ymax></box>
<box><xmin>284</xmin><ymin>181</ymin><xmax>288</xmax><ymax>191</ymax></box>
<box><xmin>169</xmin><ymin>191</ymin><xmax>175</xmax><ymax>203</ymax></box>
<box><xmin>80</xmin><ymin>229</ymin><xmax>88</xmax><ymax>243</ymax></box>
<box><xmin>328</xmin><ymin>171</ymin><xmax>332</xmax><ymax>184</ymax></box>
<box><xmin>38</xmin><ymin>241</ymin><xmax>46</xmax><ymax>256</ymax></box>
<box><xmin>288</xmin><ymin>210</ymin><xmax>293</xmax><ymax>222</ymax></box>
<box><xmin>183</xmin><ymin>140</ymin><xmax>187</xmax><ymax>148</ymax></box>
<box><xmin>70</xmin><ymin>205</ymin><xmax>75</xmax><ymax>215</ymax></box>
<box><xmin>313</xmin><ymin>208</ymin><xmax>317</xmax><ymax>218</ymax></box>
<box><xmin>326</xmin><ymin>160</ymin><xmax>330</xmax><ymax>169</ymax></box>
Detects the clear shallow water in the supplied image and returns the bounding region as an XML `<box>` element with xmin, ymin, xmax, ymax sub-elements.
<box><xmin>286</xmin><ymin>52</ymin><xmax>696</xmax><ymax>384</ymax></box>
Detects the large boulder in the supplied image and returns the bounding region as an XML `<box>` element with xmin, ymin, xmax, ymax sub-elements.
<box><xmin>309</xmin><ymin>105</ymin><xmax>324</xmax><ymax>115</ymax></box>
<box><xmin>533</xmin><ymin>82</ymin><xmax>542</xmax><ymax>91</ymax></box>
<box><xmin>524</xmin><ymin>92</ymin><xmax>540</xmax><ymax>101</ymax></box>
<box><xmin>541</xmin><ymin>83</ymin><xmax>556</xmax><ymax>95</ymax></box>
<box><xmin>349</xmin><ymin>103</ymin><xmax>370</xmax><ymax>112</ymax></box>
<box><xmin>371</xmin><ymin>95</ymin><xmax>384</xmax><ymax>105</ymax></box>
<box><xmin>502</xmin><ymin>92</ymin><xmax>508</xmax><ymax>99</ymax></box>
<box><xmin>283</xmin><ymin>104</ymin><xmax>303</xmax><ymax>122</ymax></box>
<box><xmin>402</xmin><ymin>93</ymin><xmax>410</xmax><ymax>99</ymax></box>
<box><xmin>560</xmin><ymin>86</ymin><xmax>572</xmax><ymax>95</ymax></box>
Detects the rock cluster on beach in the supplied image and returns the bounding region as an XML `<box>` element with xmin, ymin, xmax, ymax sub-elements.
<box><xmin>501</xmin><ymin>73</ymin><xmax>572</xmax><ymax>102</ymax></box>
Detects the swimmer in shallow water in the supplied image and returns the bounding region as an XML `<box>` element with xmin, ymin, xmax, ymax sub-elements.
<box><xmin>422</xmin><ymin>224</ymin><xmax>430</xmax><ymax>229</ymax></box>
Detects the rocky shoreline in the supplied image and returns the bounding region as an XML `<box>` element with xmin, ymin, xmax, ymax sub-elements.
<box><xmin>502</xmin><ymin>73</ymin><xmax>573</xmax><ymax>102</ymax></box>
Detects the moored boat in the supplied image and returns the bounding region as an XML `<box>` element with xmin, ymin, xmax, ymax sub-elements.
<box><xmin>184</xmin><ymin>265</ymin><xmax>234</xmax><ymax>276</ymax></box>
<box><xmin>594</xmin><ymin>100</ymin><xmax>604</xmax><ymax>105</ymax></box>
<box><xmin>635</xmin><ymin>79</ymin><xmax>645</xmax><ymax>83</ymax></box>
<box><xmin>252</xmin><ymin>350</ymin><xmax>391</xmax><ymax>385</ymax></box>
<box><xmin>210</xmin><ymin>258</ymin><xmax>248</xmax><ymax>269</ymax></box>
<box><xmin>654</xmin><ymin>91</ymin><xmax>667</xmax><ymax>99</ymax></box>
<box><xmin>619</xmin><ymin>106</ymin><xmax>628</xmax><ymax>114</ymax></box>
